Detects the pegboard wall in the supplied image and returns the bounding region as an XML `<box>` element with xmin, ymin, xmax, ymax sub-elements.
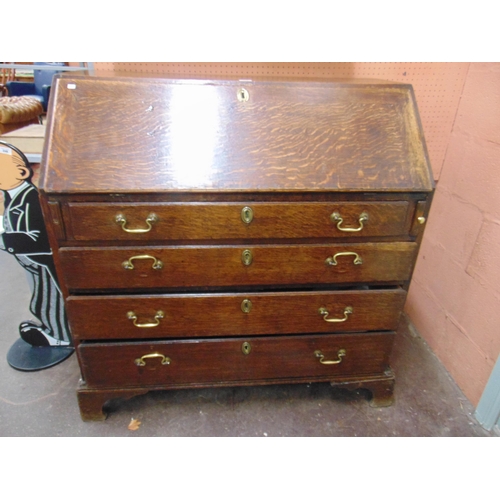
<box><xmin>94</xmin><ymin>62</ymin><xmax>471</xmax><ymax>180</ymax></box>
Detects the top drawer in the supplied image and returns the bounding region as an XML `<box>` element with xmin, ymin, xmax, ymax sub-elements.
<box><xmin>64</xmin><ymin>201</ymin><xmax>411</xmax><ymax>242</ymax></box>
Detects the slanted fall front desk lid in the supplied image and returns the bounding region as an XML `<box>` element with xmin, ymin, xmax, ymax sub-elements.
<box><xmin>40</xmin><ymin>74</ymin><xmax>434</xmax><ymax>194</ymax></box>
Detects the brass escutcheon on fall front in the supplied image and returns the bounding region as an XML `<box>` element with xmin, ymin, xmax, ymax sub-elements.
<box><xmin>237</xmin><ymin>88</ymin><xmax>249</xmax><ymax>102</ymax></box>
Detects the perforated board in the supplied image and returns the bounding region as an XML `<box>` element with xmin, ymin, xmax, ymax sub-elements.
<box><xmin>94</xmin><ymin>62</ymin><xmax>471</xmax><ymax>180</ymax></box>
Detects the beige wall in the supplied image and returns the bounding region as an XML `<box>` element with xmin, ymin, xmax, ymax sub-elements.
<box><xmin>406</xmin><ymin>63</ymin><xmax>500</xmax><ymax>406</ymax></box>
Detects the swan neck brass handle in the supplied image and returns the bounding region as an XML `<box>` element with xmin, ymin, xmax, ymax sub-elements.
<box><xmin>134</xmin><ymin>353</ymin><xmax>171</xmax><ymax>366</ymax></box>
<box><xmin>331</xmin><ymin>211</ymin><xmax>368</xmax><ymax>232</ymax></box>
<box><xmin>314</xmin><ymin>349</ymin><xmax>346</xmax><ymax>365</ymax></box>
<box><xmin>115</xmin><ymin>213</ymin><xmax>158</xmax><ymax>233</ymax></box>
<box><xmin>319</xmin><ymin>306</ymin><xmax>353</xmax><ymax>323</ymax></box>
<box><xmin>127</xmin><ymin>310</ymin><xmax>164</xmax><ymax>328</ymax></box>
<box><xmin>122</xmin><ymin>254</ymin><xmax>163</xmax><ymax>270</ymax></box>
<box><xmin>325</xmin><ymin>252</ymin><xmax>363</xmax><ymax>266</ymax></box>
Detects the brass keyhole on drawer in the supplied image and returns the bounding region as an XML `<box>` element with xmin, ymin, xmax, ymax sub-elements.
<box><xmin>241</xmin><ymin>249</ymin><xmax>253</xmax><ymax>266</ymax></box>
<box><xmin>237</xmin><ymin>88</ymin><xmax>249</xmax><ymax>102</ymax></box>
<box><xmin>241</xmin><ymin>299</ymin><xmax>253</xmax><ymax>313</ymax></box>
<box><xmin>242</xmin><ymin>342</ymin><xmax>252</xmax><ymax>355</ymax></box>
<box><xmin>241</xmin><ymin>206</ymin><xmax>254</xmax><ymax>224</ymax></box>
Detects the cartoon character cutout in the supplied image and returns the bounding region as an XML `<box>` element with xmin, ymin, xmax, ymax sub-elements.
<box><xmin>0</xmin><ymin>141</ymin><xmax>72</xmax><ymax>349</ymax></box>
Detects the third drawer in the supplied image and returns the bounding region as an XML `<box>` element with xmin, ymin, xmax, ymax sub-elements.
<box><xmin>66</xmin><ymin>288</ymin><xmax>406</xmax><ymax>340</ymax></box>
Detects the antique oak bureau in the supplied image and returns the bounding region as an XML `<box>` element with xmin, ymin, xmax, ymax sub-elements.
<box><xmin>39</xmin><ymin>72</ymin><xmax>434</xmax><ymax>421</ymax></box>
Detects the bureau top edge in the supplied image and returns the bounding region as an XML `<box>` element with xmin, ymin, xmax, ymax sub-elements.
<box><xmin>38</xmin><ymin>186</ymin><xmax>435</xmax><ymax>197</ymax></box>
<box><xmin>53</xmin><ymin>71</ymin><xmax>411</xmax><ymax>87</ymax></box>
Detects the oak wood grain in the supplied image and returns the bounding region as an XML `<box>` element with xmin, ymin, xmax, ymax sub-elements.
<box><xmin>37</xmin><ymin>75</ymin><xmax>435</xmax><ymax>417</ymax></box>
<box><xmin>59</xmin><ymin>242</ymin><xmax>418</xmax><ymax>291</ymax></box>
<box><xmin>41</xmin><ymin>75</ymin><xmax>434</xmax><ymax>194</ymax></box>
<box><xmin>78</xmin><ymin>332</ymin><xmax>395</xmax><ymax>388</ymax></box>
<box><xmin>64</xmin><ymin>201</ymin><xmax>410</xmax><ymax>241</ymax></box>
<box><xmin>66</xmin><ymin>288</ymin><xmax>406</xmax><ymax>340</ymax></box>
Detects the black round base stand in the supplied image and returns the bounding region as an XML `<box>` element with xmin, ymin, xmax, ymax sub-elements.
<box><xmin>7</xmin><ymin>338</ymin><xmax>74</xmax><ymax>371</ymax></box>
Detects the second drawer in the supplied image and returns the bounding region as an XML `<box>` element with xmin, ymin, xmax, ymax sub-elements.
<box><xmin>59</xmin><ymin>242</ymin><xmax>417</xmax><ymax>291</ymax></box>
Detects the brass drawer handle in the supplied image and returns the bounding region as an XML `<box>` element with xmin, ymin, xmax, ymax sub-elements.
<box><xmin>122</xmin><ymin>255</ymin><xmax>163</xmax><ymax>270</ymax></box>
<box><xmin>134</xmin><ymin>353</ymin><xmax>171</xmax><ymax>367</ymax></box>
<box><xmin>127</xmin><ymin>310</ymin><xmax>165</xmax><ymax>328</ymax></box>
<box><xmin>325</xmin><ymin>252</ymin><xmax>363</xmax><ymax>266</ymax></box>
<box><xmin>115</xmin><ymin>213</ymin><xmax>158</xmax><ymax>233</ymax></box>
<box><xmin>314</xmin><ymin>349</ymin><xmax>346</xmax><ymax>365</ymax></box>
<box><xmin>319</xmin><ymin>306</ymin><xmax>353</xmax><ymax>323</ymax></box>
<box><xmin>331</xmin><ymin>211</ymin><xmax>368</xmax><ymax>232</ymax></box>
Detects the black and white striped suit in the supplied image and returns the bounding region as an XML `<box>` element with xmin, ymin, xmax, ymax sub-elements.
<box><xmin>1</xmin><ymin>182</ymin><xmax>72</xmax><ymax>345</ymax></box>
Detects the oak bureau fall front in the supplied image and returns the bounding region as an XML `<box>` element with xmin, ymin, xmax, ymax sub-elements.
<box><xmin>39</xmin><ymin>72</ymin><xmax>434</xmax><ymax>421</ymax></box>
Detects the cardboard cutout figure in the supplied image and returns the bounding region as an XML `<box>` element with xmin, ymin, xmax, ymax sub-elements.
<box><xmin>0</xmin><ymin>141</ymin><xmax>73</xmax><ymax>370</ymax></box>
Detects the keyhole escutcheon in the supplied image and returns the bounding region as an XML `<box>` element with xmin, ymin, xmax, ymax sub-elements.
<box><xmin>237</xmin><ymin>88</ymin><xmax>249</xmax><ymax>102</ymax></box>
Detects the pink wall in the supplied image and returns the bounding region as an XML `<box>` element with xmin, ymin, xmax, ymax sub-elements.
<box><xmin>406</xmin><ymin>63</ymin><xmax>500</xmax><ymax>406</ymax></box>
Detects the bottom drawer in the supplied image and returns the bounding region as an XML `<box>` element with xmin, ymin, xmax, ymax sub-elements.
<box><xmin>79</xmin><ymin>332</ymin><xmax>395</xmax><ymax>389</ymax></box>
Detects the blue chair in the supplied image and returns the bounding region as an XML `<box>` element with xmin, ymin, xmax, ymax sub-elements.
<box><xmin>6</xmin><ymin>62</ymin><xmax>66</xmax><ymax>112</ymax></box>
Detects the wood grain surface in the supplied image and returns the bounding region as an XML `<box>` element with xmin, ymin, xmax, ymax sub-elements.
<box><xmin>66</xmin><ymin>288</ymin><xmax>406</xmax><ymax>340</ymax></box>
<box><xmin>41</xmin><ymin>75</ymin><xmax>434</xmax><ymax>194</ymax></box>
<box><xmin>78</xmin><ymin>331</ymin><xmax>395</xmax><ymax>388</ymax></box>
<box><xmin>59</xmin><ymin>242</ymin><xmax>418</xmax><ymax>291</ymax></box>
<box><xmin>64</xmin><ymin>200</ymin><xmax>411</xmax><ymax>241</ymax></box>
